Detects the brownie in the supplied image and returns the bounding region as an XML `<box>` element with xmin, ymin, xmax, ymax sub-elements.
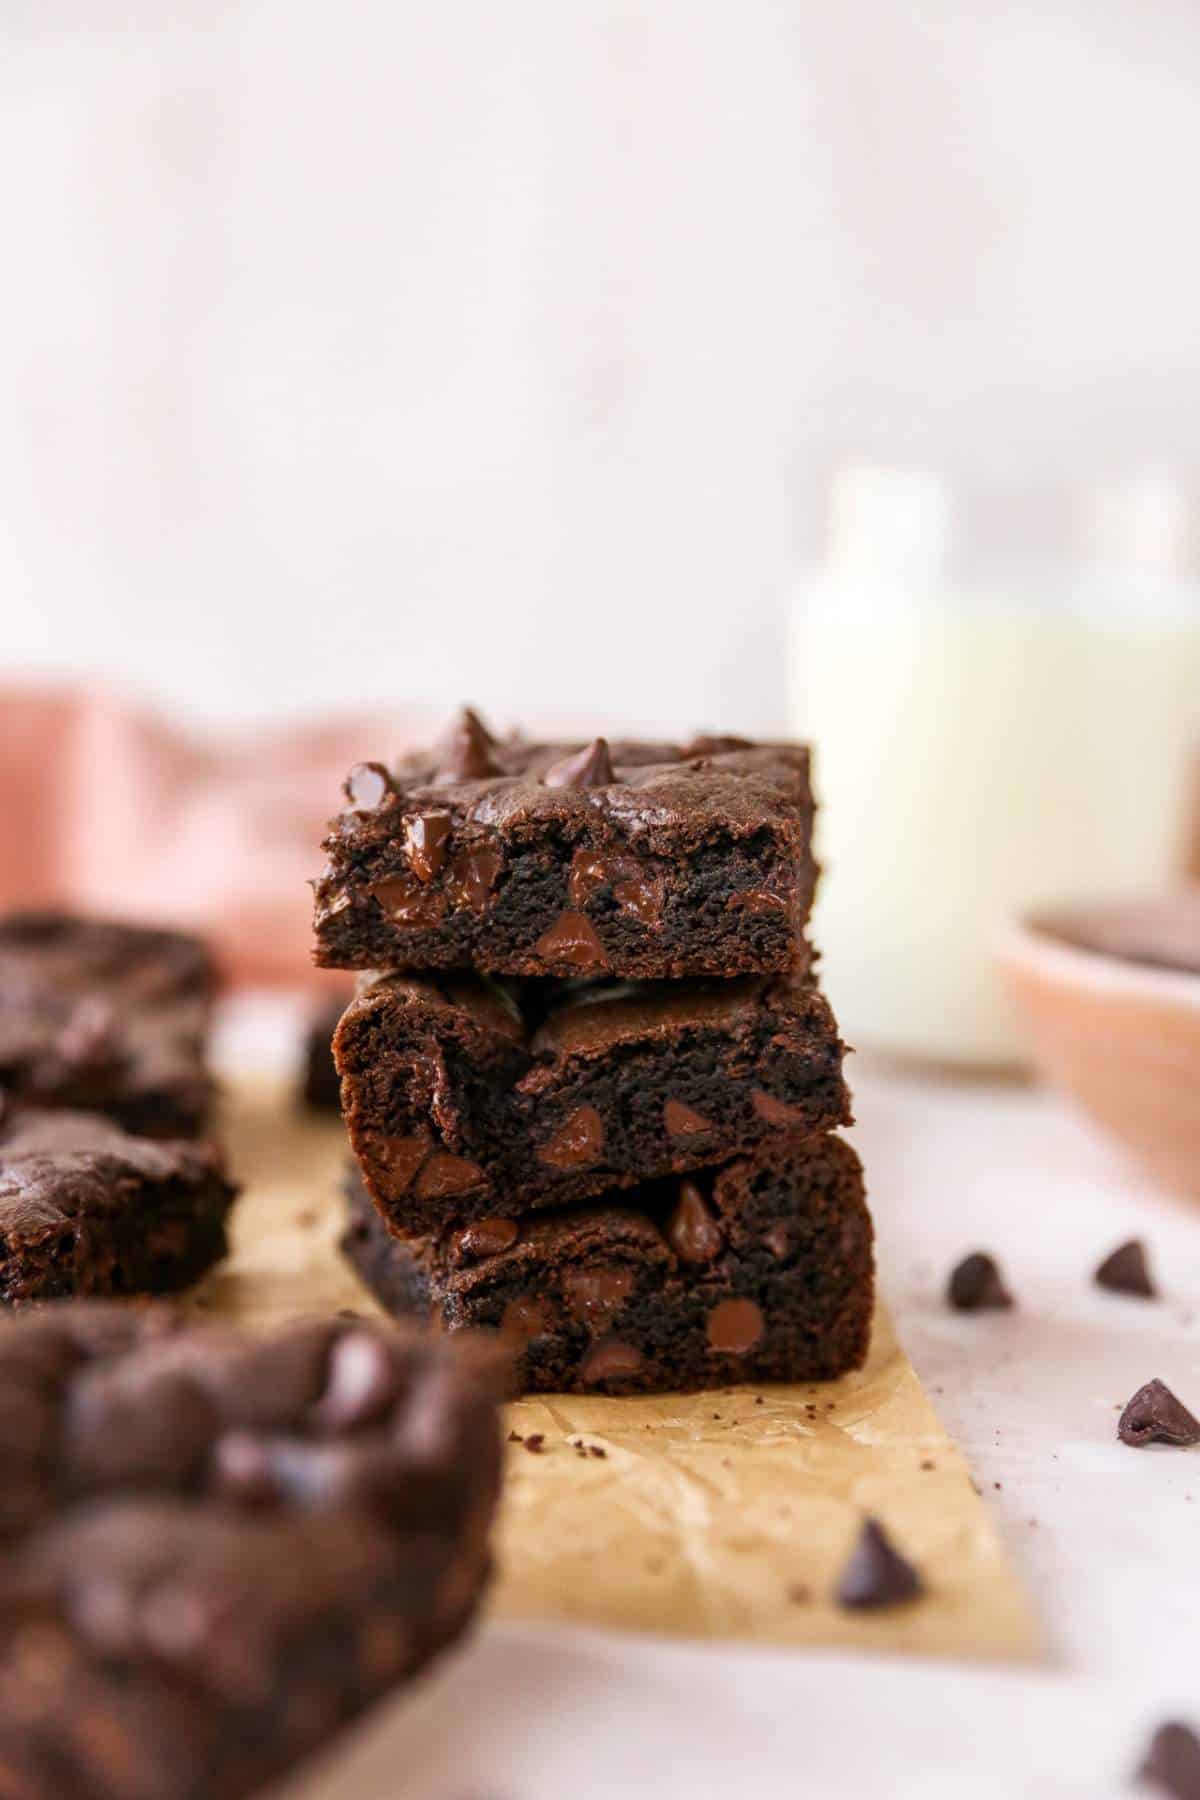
<box><xmin>0</xmin><ymin>911</ymin><xmax>217</xmax><ymax>1137</ymax></box>
<box><xmin>312</xmin><ymin>709</ymin><xmax>817</xmax><ymax>980</ymax></box>
<box><xmin>336</xmin><ymin>967</ymin><xmax>850</xmax><ymax>1233</ymax></box>
<box><xmin>300</xmin><ymin>993</ymin><xmax>349</xmax><ymax>1112</ymax></box>
<box><xmin>0</xmin><ymin>1306</ymin><xmax>505</xmax><ymax>1800</ymax></box>
<box><xmin>0</xmin><ymin>1109</ymin><xmax>236</xmax><ymax>1306</ymax></box>
<box><xmin>342</xmin><ymin>1133</ymin><xmax>873</xmax><ymax>1395</ymax></box>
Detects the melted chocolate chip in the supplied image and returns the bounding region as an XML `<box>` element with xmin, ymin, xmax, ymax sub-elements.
<box><xmin>343</xmin><ymin>761</ymin><xmax>392</xmax><ymax>809</ymax></box>
<box><xmin>404</xmin><ymin>812</ymin><xmax>452</xmax><ymax>883</ymax></box>
<box><xmin>1095</xmin><ymin>1238</ymin><xmax>1156</xmax><ymax>1299</ymax></box>
<box><xmin>414</xmin><ymin>1152</ymin><xmax>484</xmax><ymax>1200</ymax></box>
<box><xmin>835</xmin><ymin>1518</ymin><xmax>924</xmax><ymax>1611</ymax></box>
<box><xmin>1118</xmin><ymin>1379</ymin><xmax>1200</xmax><ymax>1448</ymax></box>
<box><xmin>1139</xmin><ymin>1721</ymin><xmax>1200</xmax><ymax>1798</ymax></box>
<box><xmin>680</xmin><ymin>734</ymin><xmax>754</xmax><ymax>757</ymax></box>
<box><xmin>452</xmin><ymin>1217</ymin><xmax>519</xmax><ymax>1263</ymax></box>
<box><xmin>563</xmin><ymin>1267</ymin><xmax>633</xmax><ymax>1327</ymax></box>
<box><xmin>751</xmin><ymin>1089</ymin><xmax>806</xmax><ymax>1127</ymax></box>
<box><xmin>947</xmin><ymin>1252</ymin><xmax>1013</xmax><ymax>1312</ymax></box>
<box><xmin>665</xmin><ymin>1181</ymin><xmax>723</xmax><ymax>1265</ymax></box>
<box><xmin>542</xmin><ymin>738</ymin><xmax>619</xmax><ymax>791</ymax></box>
<box><xmin>371</xmin><ymin>1136</ymin><xmax>430</xmax><ymax>1193</ymax></box>
<box><xmin>706</xmin><ymin>1298</ymin><xmax>764</xmax><ymax>1354</ymax></box>
<box><xmin>537</xmin><ymin>1105</ymin><xmax>604</xmax><ymax>1170</ymax></box>
<box><xmin>500</xmin><ymin>1297</ymin><xmax>556</xmax><ymax>1343</ymax></box>
<box><xmin>370</xmin><ymin>878</ymin><xmax>449</xmax><ymax>928</ymax></box>
<box><xmin>567</xmin><ymin>849</ymin><xmax>663</xmax><ymax>924</ymax></box>
<box><xmin>535</xmin><ymin>912</ymin><xmax>609</xmax><ymax>971</ymax></box>
<box><xmin>663</xmin><ymin>1099</ymin><xmax>712</xmax><ymax>1137</ymax></box>
<box><xmin>580</xmin><ymin>1340</ymin><xmax>644</xmax><ymax>1385</ymax></box>
<box><xmin>445</xmin><ymin>846</ymin><xmax>502</xmax><ymax>913</ymax></box>
<box><xmin>433</xmin><ymin>709</ymin><xmax>501</xmax><ymax>784</ymax></box>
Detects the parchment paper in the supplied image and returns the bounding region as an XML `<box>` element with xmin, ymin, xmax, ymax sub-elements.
<box><xmin>190</xmin><ymin>1080</ymin><xmax>1037</xmax><ymax>1663</ymax></box>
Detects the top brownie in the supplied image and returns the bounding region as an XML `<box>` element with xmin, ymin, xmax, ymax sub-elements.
<box><xmin>0</xmin><ymin>911</ymin><xmax>216</xmax><ymax>1137</ymax></box>
<box><xmin>313</xmin><ymin>709</ymin><xmax>816</xmax><ymax>979</ymax></box>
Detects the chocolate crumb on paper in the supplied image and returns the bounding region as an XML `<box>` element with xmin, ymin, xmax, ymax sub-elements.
<box><xmin>1094</xmin><ymin>1238</ymin><xmax>1156</xmax><ymax>1299</ymax></box>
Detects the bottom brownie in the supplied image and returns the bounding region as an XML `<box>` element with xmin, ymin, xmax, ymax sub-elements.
<box><xmin>0</xmin><ymin>1109</ymin><xmax>236</xmax><ymax>1306</ymax></box>
<box><xmin>342</xmin><ymin>1133</ymin><xmax>874</xmax><ymax>1394</ymax></box>
<box><xmin>0</xmin><ymin>1305</ymin><xmax>505</xmax><ymax>1800</ymax></box>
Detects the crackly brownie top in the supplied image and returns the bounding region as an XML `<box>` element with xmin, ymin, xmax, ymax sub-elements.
<box><xmin>327</xmin><ymin>709</ymin><xmax>812</xmax><ymax>843</ymax></box>
<box><xmin>0</xmin><ymin>911</ymin><xmax>215</xmax><ymax>1096</ymax></box>
<box><xmin>349</xmin><ymin>966</ymin><xmax>831</xmax><ymax>1060</ymax></box>
<box><xmin>0</xmin><ymin>1305</ymin><xmax>505</xmax><ymax>1645</ymax></box>
<box><xmin>0</xmin><ymin>1110</ymin><xmax>229</xmax><ymax>1244</ymax></box>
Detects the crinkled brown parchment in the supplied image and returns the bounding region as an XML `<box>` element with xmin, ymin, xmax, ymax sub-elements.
<box><xmin>191</xmin><ymin>1081</ymin><xmax>1037</xmax><ymax>1662</ymax></box>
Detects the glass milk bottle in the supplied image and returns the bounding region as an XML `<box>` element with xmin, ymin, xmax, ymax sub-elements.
<box><xmin>791</xmin><ymin>467</ymin><xmax>1200</xmax><ymax>1067</ymax></box>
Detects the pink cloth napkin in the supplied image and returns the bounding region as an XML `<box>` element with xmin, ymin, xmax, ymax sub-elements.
<box><xmin>0</xmin><ymin>687</ymin><xmax>427</xmax><ymax>990</ymax></box>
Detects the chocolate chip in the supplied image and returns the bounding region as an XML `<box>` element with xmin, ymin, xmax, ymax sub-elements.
<box><xmin>580</xmin><ymin>1340</ymin><xmax>643</xmax><ymax>1384</ymax></box>
<box><xmin>414</xmin><ymin>1152</ymin><xmax>484</xmax><ymax>1200</ymax></box>
<box><xmin>537</xmin><ymin>1105</ymin><xmax>604</xmax><ymax>1169</ymax></box>
<box><xmin>563</xmin><ymin>1267</ymin><xmax>633</xmax><ymax>1326</ymax></box>
<box><xmin>343</xmin><ymin>761</ymin><xmax>392</xmax><ymax>809</ymax></box>
<box><xmin>542</xmin><ymin>737</ymin><xmax>619</xmax><ymax>790</ymax></box>
<box><xmin>680</xmin><ymin>734</ymin><xmax>754</xmax><ymax>757</ymax></box>
<box><xmin>567</xmin><ymin>848</ymin><xmax>663</xmax><ymax>924</ymax></box>
<box><xmin>404</xmin><ymin>811</ymin><xmax>452</xmax><ymax>883</ymax></box>
<box><xmin>534</xmin><ymin>911</ymin><xmax>609</xmax><ymax>971</ymax></box>
<box><xmin>500</xmin><ymin>1296</ymin><xmax>556</xmax><ymax>1343</ymax></box>
<box><xmin>433</xmin><ymin>708</ymin><xmax>501</xmax><ymax>784</ymax></box>
<box><xmin>1095</xmin><ymin>1238</ymin><xmax>1156</xmax><ymax>1299</ymax></box>
<box><xmin>312</xmin><ymin>1332</ymin><xmax>396</xmax><ymax>1434</ymax></box>
<box><xmin>763</xmin><ymin>1224</ymin><xmax>789</xmax><ymax>1259</ymax></box>
<box><xmin>1118</xmin><ymin>1379</ymin><xmax>1200</xmax><ymax>1448</ymax></box>
<box><xmin>1139</xmin><ymin>1721</ymin><xmax>1200</xmax><ymax>1798</ymax></box>
<box><xmin>663</xmin><ymin>1099</ymin><xmax>711</xmax><ymax>1138</ymax></box>
<box><xmin>451</xmin><ymin>1217</ymin><xmax>519</xmax><ymax>1263</ymax></box>
<box><xmin>947</xmin><ymin>1252</ymin><xmax>1013</xmax><ymax>1312</ymax></box>
<box><xmin>706</xmin><ymin>1298</ymin><xmax>764</xmax><ymax>1354</ymax></box>
<box><xmin>58</xmin><ymin>998</ymin><xmax>121</xmax><ymax>1070</ymax></box>
<box><xmin>370</xmin><ymin>877</ymin><xmax>449</xmax><ymax>927</ymax></box>
<box><xmin>445</xmin><ymin>846</ymin><xmax>502</xmax><ymax>913</ymax></box>
<box><xmin>665</xmin><ymin>1180</ymin><xmax>723</xmax><ymax>1265</ymax></box>
<box><xmin>371</xmin><ymin>1135</ymin><xmax>430</xmax><ymax>1193</ymax></box>
<box><xmin>522</xmin><ymin>1433</ymin><xmax>545</xmax><ymax>1454</ymax></box>
<box><xmin>750</xmin><ymin>1089</ymin><xmax>805</xmax><ymax>1127</ymax></box>
<box><xmin>835</xmin><ymin>1518</ymin><xmax>924</xmax><ymax>1611</ymax></box>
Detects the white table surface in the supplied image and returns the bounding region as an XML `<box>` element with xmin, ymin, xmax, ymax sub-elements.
<box><xmin>224</xmin><ymin>1003</ymin><xmax>1200</xmax><ymax>1800</ymax></box>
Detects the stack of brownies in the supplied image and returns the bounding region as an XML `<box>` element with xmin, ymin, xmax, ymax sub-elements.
<box><xmin>315</xmin><ymin>708</ymin><xmax>874</xmax><ymax>1394</ymax></box>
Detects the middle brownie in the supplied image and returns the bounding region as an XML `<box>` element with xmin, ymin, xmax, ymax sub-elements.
<box><xmin>334</xmin><ymin>969</ymin><xmax>850</xmax><ymax>1234</ymax></box>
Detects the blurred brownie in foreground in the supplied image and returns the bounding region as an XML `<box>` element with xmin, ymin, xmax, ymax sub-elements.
<box><xmin>0</xmin><ymin>911</ymin><xmax>216</xmax><ymax>1137</ymax></box>
<box><xmin>313</xmin><ymin>708</ymin><xmax>817</xmax><ymax>980</ymax></box>
<box><xmin>0</xmin><ymin>1110</ymin><xmax>235</xmax><ymax>1306</ymax></box>
<box><xmin>336</xmin><ymin>966</ymin><xmax>849</xmax><ymax>1231</ymax></box>
<box><xmin>0</xmin><ymin>1305</ymin><xmax>505</xmax><ymax>1800</ymax></box>
<box><xmin>300</xmin><ymin>992</ymin><xmax>348</xmax><ymax>1113</ymax></box>
<box><xmin>342</xmin><ymin>1133</ymin><xmax>873</xmax><ymax>1395</ymax></box>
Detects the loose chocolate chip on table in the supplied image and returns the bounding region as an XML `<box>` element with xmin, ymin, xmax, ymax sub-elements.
<box><xmin>1139</xmin><ymin>1721</ymin><xmax>1200</xmax><ymax>1799</ymax></box>
<box><xmin>1094</xmin><ymin>1238</ymin><xmax>1156</xmax><ymax>1299</ymax></box>
<box><xmin>947</xmin><ymin>1251</ymin><xmax>1013</xmax><ymax>1313</ymax></box>
<box><xmin>835</xmin><ymin>1517</ymin><xmax>925</xmax><ymax>1611</ymax></box>
<box><xmin>1118</xmin><ymin>1379</ymin><xmax>1200</xmax><ymax>1448</ymax></box>
<box><xmin>542</xmin><ymin>737</ymin><xmax>619</xmax><ymax>790</ymax></box>
<box><xmin>343</xmin><ymin>761</ymin><xmax>392</xmax><ymax>809</ymax></box>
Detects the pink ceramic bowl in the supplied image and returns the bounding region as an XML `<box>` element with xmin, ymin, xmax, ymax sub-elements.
<box><xmin>998</xmin><ymin>893</ymin><xmax>1200</xmax><ymax>1200</ymax></box>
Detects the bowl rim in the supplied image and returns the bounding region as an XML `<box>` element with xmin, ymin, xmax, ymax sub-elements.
<box><xmin>998</xmin><ymin>912</ymin><xmax>1200</xmax><ymax>1013</ymax></box>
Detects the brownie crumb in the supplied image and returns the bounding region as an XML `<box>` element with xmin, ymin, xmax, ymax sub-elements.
<box><xmin>1138</xmin><ymin>1720</ymin><xmax>1200</xmax><ymax>1798</ymax></box>
<box><xmin>507</xmin><ymin>1431</ymin><xmax>524</xmax><ymax>1444</ymax></box>
<box><xmin>835</xmin><ymin>1517</ymin><xmax>924</xmax><ymax>1612</ymax></box>
<box><xmin>1094</xmin><ymin>1238</ymin><xmax>1156</xmax><ymax>1299</ymax></box>
<box><xmin>787</xmin><ymin>1583</ymin><xmax>812</xmax><ymax>1606</ymax></box>
<box><xmin>1118</xmin><ymin>1380</ymin><xmax>1200</xmax><ymax>1449</ymax></box>
<box><xmin>523</xmin><ymin>1433</ymin><xmax>546</xmax><ymax>1454</ymax></box>
<box><xmin>947</xmin><ymin>1251</ymin><xmax>1013</xmax><ymax>1313</ymax></box>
